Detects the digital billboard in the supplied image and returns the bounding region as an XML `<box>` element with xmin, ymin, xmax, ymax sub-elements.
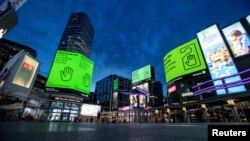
<box><xmin>222</xmin><ymin>22</ymin><xmax>250</xmax><ymax>57</ymax></box>
<box><xmin>112</xmin><ymin>92</ymin><xmax>118</xmax><ymax>109</ymax></box>
<box><xmin>132</xmin><ymin>65</ymin><xmax>151</xmax><ymax>84</ymax></box>
<box><xmin>197</xmin><ymin>24</ymin><xmax>246</xmax><ymax>95</ymax></box>
<box><xmin>12</xmin><ymin>55</ymin><xmax>39</xmax><ymax>88</ymax></box>
<box><xmin>139</xmin><ymin>95</ymin><xmax>146</xmax><ymax>108</ymax></box>
<box><xmin>163</xmin><ymin>39</ymin><xmax>207</xmax><ymax>83</ymax></box>
<box><xmin>246</xmin><ymin>14</ymin><xmax>250</xmax><ymax>24</ymax></box>
<box><xmin>113</xmin><ymin>79</ymin><xmax>118</xmax><ymax>91</ymax></box>
<box><xmin>46</xmin><ymin>50</ymin><xmax>94</xmax><ymax>94</ymax></box>
<box><xmin>80</xmin><ymin>104</ymin><xmax>101</xmax><ymax>117</ymax></box>
<box><xmin>129</xmin><ymin>95</ymin><xmax>138</xmax><ymax>107</ymax></box>
<box><xmin>168</xmin><ymin>85</ymin><xmax>176</xmax><ymax>94</ymax></box>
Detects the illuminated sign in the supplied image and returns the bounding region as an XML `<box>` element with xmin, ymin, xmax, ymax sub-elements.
<box><xmin>46</xmin><ymin>50</ymin><xmax>94</xmax><ymax>94</ymax></box>
<box><xmin>222</xmin><ymin>22</ymin><xmax>250</xmax><ymax>57</ymax></box>
<box><xmin>113</xmin><ymin>79</ymin><xmax>118</xmax><ymax>91</ymax></box>
<box><xmin>12</xmin><ymin>55</ymin><xmax>39</xmax><ymax>88</ymax></box>
<box><xmin>80</xmin><ymin>104</ymin><xmax>101</xmax><ymax>117</ymax></box>
<box><xmin>139</xmin><ymin>95</ymin><xmax>146</xmax><ymax>108</ymax></box>
<box><xmin>197</xmin><ymin>24</ymin><xmax>246</xmax><ymax>95</ymax></box>
<box><xmin>129</xmin><ymin>95</ymin><xmax>138</xmax><ymax>107</ymax></box>
<box><xmin>112</xmin><ymin>92</ymin><xmax>118</xmax><ymax>109</ymax></box>
<box><xmin>168</xmin><ymin>85</ymin><xmax>176</xmax><ymax>94</ymax></box>
<box><xmin>163</xmin><ymin>39</ymin><xmax>207</xmax><ymax>83</ymax></box>
<box><xmin>132</xmin><ymin>65</ymin><xmax>151</xmax><ymax>84</ymax></box>
<box><xmin>246</xmin><ymin>14</ymin><xmax>250</xmax><ymax>24</ymax></box>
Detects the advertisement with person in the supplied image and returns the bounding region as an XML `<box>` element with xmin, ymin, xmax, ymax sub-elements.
<box><xmin>129</xmin><ymin>94</ymin><xmax>138</xmax><ymax>107</ymax></box>
<box><xmin>12</xmin><ymin>55</ymin><xmax>39</xmax><ymax>88</ymax></box>
<box><xmin>197</xmin><ymin>24</ymin><xmax>246</xmax><ymax>95</ymax></box>
<box><xmin>139</xmin><ymin>95</ymin><xmax>146</xmax><ymax>108</ymax></box>
<box><xmin>222</xmin><ymin>22</ymin><xmax>250</xmax><ymax>57</ymax></box>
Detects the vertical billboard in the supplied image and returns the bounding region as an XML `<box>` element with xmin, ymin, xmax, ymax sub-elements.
<box><xmin>46</xmin><ymin>50</ymin><xmax>94</xmax><ymax>95</ymax></box>
<box><xmin>139</xmin><ymin>95</ymin><xmax>146</xmax><ymax>108</ymax></box>
<box><xmin>163</xmin><ymin>39</ymin><xmax>207</xmax><ymax>82</ymax></box>
<box><xmin>112</xmin><ymin>92</ymin><xmax>118</xmax><ymax>109</ymax></box>
<box><xmin>132</xmin><ymin>65</ymin><xmax>151</xmax><ymax>84</ymax></box>
<box><xmin>222</xmin><ymin>22</ymin><xmax>250</xmax><ymax>57</ymax></box>
<box><xmin>246</xmin><ymin>14</ymin><xmax>250</xmax><ymax>24</ymax></box>
<box><xmin>129</xmin><ymin>95</ymin><xmax>138</xmax><ymax>107</ymax></box>
<box><xmin>12</xmin><ymin>55</ymin><xmax>39</xmax><ymax>88</ymax></box>
<box><xmin>113</xmin><ymin>79</ymin><xmax>118</xmax><ymax>91</ymax></box>
<box><xmin>197</xmin><ymin>24</ymin><xmax>246</xmax><ymax>95</ymax></box>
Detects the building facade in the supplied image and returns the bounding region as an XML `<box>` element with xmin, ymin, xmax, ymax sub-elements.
<box><xmin>57</xmin><ymin>12</ymin><xmax>94</xmax><ymax>58</ymax></box>
<box><xmin>95</xmin><ymin>74</ymin><xmax>131</xmax><ymax>111</ymax></box>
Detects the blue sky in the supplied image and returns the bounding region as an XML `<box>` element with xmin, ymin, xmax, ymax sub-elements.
<box><xmin>4</xmin><ymin>0</ymin><xmax>250</xmax><ymax>93</ymax></box>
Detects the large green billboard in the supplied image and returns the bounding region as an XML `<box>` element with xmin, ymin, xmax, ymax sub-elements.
<box><xmin>46</xmin><ymin>50</ymin><xmax>94</xmax><ymax>94</ymax></box>
<box><xmin>113</xmin><ymin>79</ymin><xmax>118</xmax><ymax>91</ymax></box>
<box><xmin>163</xmin><ymin>39</ymin><xmax>206</xmax><ymax>83</ymax></box>
<box><xmin>132</xmin><ymin>65</ymin><xmax>151</xmax><ymax>84</ymax></box>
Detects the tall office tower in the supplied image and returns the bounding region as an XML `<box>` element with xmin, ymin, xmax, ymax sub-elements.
<box><xmin>58</xmin><ymin>12</ymin><xmax>94</xmax><ymax>57</ymax></box>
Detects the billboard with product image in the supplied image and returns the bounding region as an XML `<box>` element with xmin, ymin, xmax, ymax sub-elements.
<box><xmin>222</xmin><ymin>22</ymin><xmax>250</xmax><ymax>57</ymax></box>
<box><xmin>197</xmin><ymin>24</ymin><xmax>246</xmax><ymax>95</ymax></box>
<box><xmin>12</xmin><ymin>55</ymin><xmax>39</xmax><ymax>88</ymax></box>
<box><xmin>80</xmin><ymin>104</ymin><xmax>101</xmax><ymax>117</ymax></box>
<box><xmin>163</xmin><ymin>39</ymin><xmax>207</xmax><ymax>83</ymax></box>
<box><xmin>129</xmin><ymin>94</ymin><xmax>138</xmax><ymax>107</ymax></box>
<box><xmin>46</xmin><ymin>50</ymin><xmax>94</xmax><ymax>95</ymax></box>
<box><xmin>139</xmin><ymin>95</ymin><xmax>146</xmax><ymax>108</ymax></box>
<box><xmin>132</xmin><ymin>65</ymin><xmax>151</xmax><ymax>84</ymax></box>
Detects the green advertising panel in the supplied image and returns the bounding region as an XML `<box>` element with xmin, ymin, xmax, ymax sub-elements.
<box><xmin>113</xmin><ymin>79</ymin><xmax>118</xmax><ymax>91</ymax></box>
<box><xmin>163</xmin><ymin>39</ymin><xmax>206</xmax><ymax>83</ymax></box>
<box><xmin>132</xmin><ymin>65</ymin><xmax>151</xmax><ymax>84</ymax></box>
<box><xmin>46</xmin><ymin>50</ymin><xmax>94</xmax><ymax>94</ymax></box>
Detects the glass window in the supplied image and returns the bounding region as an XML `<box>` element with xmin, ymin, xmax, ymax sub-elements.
<box><xmin>64</xmin><ymin>103</ymin><xmax>71</xmax><ymax>109</ymax></box>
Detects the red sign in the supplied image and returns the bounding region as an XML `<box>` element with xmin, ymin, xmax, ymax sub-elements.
<box><xmin>168</xmin><ymin>85</ymin><xmax>176</xmax><ymax>94</ymax></box>
<box><xmin>22</xmin><ymin>62</ymin><xmax>33</xmax><ymax>71</ymax></box>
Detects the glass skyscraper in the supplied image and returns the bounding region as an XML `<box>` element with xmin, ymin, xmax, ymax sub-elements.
<box><xmin>58</xmin><ymin>12</ymin><xmax>94</xmax><ymax>57</ymax></box>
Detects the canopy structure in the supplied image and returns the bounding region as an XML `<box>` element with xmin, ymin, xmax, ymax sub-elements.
<box><xmin>120</xmin><ymin>87</ymin><xmax>150</xmax><ymax>96</ymax></box>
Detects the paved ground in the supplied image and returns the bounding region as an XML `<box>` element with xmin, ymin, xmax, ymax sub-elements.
<box><xmin>0</xmin><ymin>121</ymin><xmax>248</xmax><ymax>141</ymax></box>
<box><xmin>0</xmin><ymin>121</ymin><xmax>205</xmax><ymax>141</ymax></box>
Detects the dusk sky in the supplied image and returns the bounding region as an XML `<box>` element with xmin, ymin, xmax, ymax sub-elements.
<box><xmin>5</xmin><ymin>0</ymin><xmax>250</xmax><ymax>93</ymax></box>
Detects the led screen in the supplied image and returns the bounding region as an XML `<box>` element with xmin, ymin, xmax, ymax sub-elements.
<box><xmin>197</xmin><ymin>25</ymin><xmax>246</xmax><ymax>95</ymax></box>
<box><xmin>139</xmin><ymin>95</ymin><xmax>146</xmax><ymax>108</ymax></box>
<box><xmin>46</xmin><ymin>50</ymin><xmax>94</xmax><ymax>94</ymax></box>
<box><xmin>168</xmin><ymin>85</ymin><xmax>176</xmax><ymax>94</ymax></box>
<box><xmin>132</xmin><ymin>65</ymin><xmax>151</xmax><ymax>84</ymax></box>
<box><xmin>163</xmin><ymin>39</ymin><xmax>207</xmax><ymax>83</ymax></box>
<box><xmin>113</xmin><ymin>79</ymin><xmax>118</xmax><ymax>91</ymax></box>
<box><xmin>246</xmin><ymin>14</ymin><xmax>250</xmax><ymax>24</ymax></box>
<box><xmin>112</xmin><ymin>92</ymin><xmax>118</xmax><ymax>109</ymax></box>
<box><xmin>80</xmin><ymin>104</ymin><xmax>101</xmax><ymax>116</ymax></box>
<box><xmin>222</xmin><ymin>22</ymin><xmax>250</xmax><ymax>57</ymax></box>
<box><xmin>12</xmin><ymin>55</ymin><xmax>39</xmax><ymax>88</ymax></box>
<box><xmin>129</xmin><ymin>95</ymin><xmax>138</xmax><ymax>107</ymax></box>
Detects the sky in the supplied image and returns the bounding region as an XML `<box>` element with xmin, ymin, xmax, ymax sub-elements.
<box><xmin>4</xmin><ymin>0</ymin><xmax>250</xmax><ymax>93</ymax></box>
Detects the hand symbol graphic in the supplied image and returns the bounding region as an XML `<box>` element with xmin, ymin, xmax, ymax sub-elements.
<box><xmin>60</xmin><ymin>66</ymin><xmax>73</xmax><ymax>81</ymax></box>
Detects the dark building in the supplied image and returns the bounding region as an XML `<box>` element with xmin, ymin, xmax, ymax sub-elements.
<box><xmin>95</xmin><ymin>74</ymin><xmax>131</xmax><ymax>111</ymax></box>
<box><xmin>57</xmin><ymin>12</ymin><xmax>94</xmax><ymax>58</ymax></box>
<box><xmin>0</xmin><ymin>38</ymin><xmax>37</xmax><ymax>70</ymax></box>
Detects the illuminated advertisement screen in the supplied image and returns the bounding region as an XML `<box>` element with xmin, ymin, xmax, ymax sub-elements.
<box><xmin>132</xmin><ymin>65</ymin><xmax>151</xmax><ymax>84</ymax></box>
<box><xmin>80</xmin><ymin>104</ymin><xmax>101</xmax><ymax>116</ymax></box>
<box><xmin>112</xmin><ymin>92</ymin><xmax>118</xmax><ymax>109</ymax></box>
<box><xmin>163</xmin><ymin>39</ymin><xmax>207</xmax><ymax>83</ymax></box>
<box><xmin>222</xmin><ymin>22</ymin><xmax>250</xmax><ymax>57</ymax></box>
<box><xmin>46</xmin><ymin>50</ymin><xmax>94</xmax><ymax>94</ymax></box>
<box><xmin>246</xmin><ymin>14</ymin><xmax>250</xmax><ymax>24</ymax></box>
<box><xmin>168</xmin><ymin>85</ymin><xmax>176</xmax><ymax>94</ymax></box>
<box><xmin>197</xmin><ymin>25</ymin><xmax>246</xmax><ymax>95</ymax></box>
<box><xmin>139</xmin><ymin>95</ymin><xmax>146</xmax><ymax>108</ymax></box>
<box><xmin>113</xmin><ymin>79</ymin><xmax>118</xmax><ymax>91</ymax></box>
<box><xmin>12</xmin><ymin>55</ymin><xmax>39</xmax><ymax>88</ymax></box>
<box><xmin>133</xmin><ymin>82</ymin><xmax>149</xmax><ymax>103</ymax></box>
<box><xmin>129</xmin><ymin>95</ymin><xmax>138</xmax><ymax>107</ymax></box>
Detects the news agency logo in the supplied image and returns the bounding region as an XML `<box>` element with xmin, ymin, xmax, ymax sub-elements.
<box><xmin>208</xmin><ymin>125</ymin><xmax>250</xmax><ymax>141</ymax></box>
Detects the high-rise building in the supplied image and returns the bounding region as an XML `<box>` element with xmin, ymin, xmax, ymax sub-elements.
<box><xmin>57</xmin><ymin>12</ymin><xmax>94</xmax><ymax>58</ymax></box>
<box><xmin>95</xmin><ymin>75</ymin><xmax>131</xmax><ymax>111</ymax></box>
